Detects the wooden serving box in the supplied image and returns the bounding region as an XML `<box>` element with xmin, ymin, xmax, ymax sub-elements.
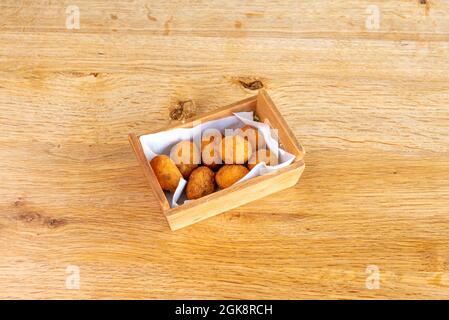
<box><xmin>129</xmin><ymin>90</ymin><xmax>305</xmax><ymax>231</ymax></box>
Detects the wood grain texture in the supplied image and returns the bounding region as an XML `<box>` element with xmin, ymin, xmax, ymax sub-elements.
<box><xmin>1</xmin><ymin>0</ymin><xmax>449</xmax><ymax>299</ymax></box>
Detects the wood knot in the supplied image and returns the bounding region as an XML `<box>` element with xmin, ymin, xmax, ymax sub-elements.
<box><xmin>169</xmin><ymin>100</ymin><xmax>197</xmax><ymax>122</ymax></box>
<box><xmin>239</xmin><ymin>80</ymin><xmax>264</xmax><ymax>90</ymax></box>
<box><xmin>420</xmin><ymin>0</ymin><xmax>427</xmax><ymax>4</ymax></box>
<box><xmin>14</xmin><ymin>199</ymin><xmax>25</xmax><ymax>207</ymax></box>
<box><xmin>14</xmin><ymin>207</ymin><xmax>67</xmax><ymax>229</ymax></box>
<box><xmin>169</xmin><ymin>107</ymin><xmax>183</xmax><ymax>121</ymax></box>
<box><xmin>44</xmin><ymin>218</ymin><xmax>67</xmax><ymax>229</ymax></box>
<box><xmin>16</xmin><ymin>212</ymin><xmax>41</xmax><ymax>223</ymax></box>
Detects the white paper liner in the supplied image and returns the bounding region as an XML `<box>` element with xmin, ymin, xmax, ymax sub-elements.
<box><xmin>140</xmin><ymin>112</ymin><xmax>295</xmax><ymax>207</ymax></box>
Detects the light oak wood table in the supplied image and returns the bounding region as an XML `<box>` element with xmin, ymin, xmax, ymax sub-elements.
<box><xmin>1</xmin><ymin>0</ymin><xmax>448</xmax><ymax>299</ymax></box>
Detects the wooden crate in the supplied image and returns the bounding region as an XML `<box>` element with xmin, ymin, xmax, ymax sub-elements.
<box><xmin>129</xmin><ymin>90</ymin><xmax>305</xmax><ymax>230</ymax></box>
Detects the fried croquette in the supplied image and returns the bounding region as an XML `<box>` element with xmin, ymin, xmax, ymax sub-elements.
<box><xmin>150</xmin><ymin>155</ymin><xmax>182</xmax><ymax>193</ymax></box>
<box><xmin>238</xmin><ymin>124</ymin><xmax>265</xmax><ymax>150</ymax></box>
<box><xmin>219</xmin><ymin>135</ymin><xmax>252</xmax><ymax>164</ymax></box>
<box><xmin>170</xmin><ymin>140</ymin><xmax>201</xmax><ymax>179</ymax></box>
<box><xmin>186</xmin><ymin>166</ymin><xmax>216</xmax><ymax>200</ymax></box>
<box><xmin>247</xmin><ymin>148</ymin><xmax>279</xmax><ymax>170</ymax></box>
<box><xmin>215</xmin><ymin>165</ymin><xmax>249</xmax><ymax>189</ymax></box>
